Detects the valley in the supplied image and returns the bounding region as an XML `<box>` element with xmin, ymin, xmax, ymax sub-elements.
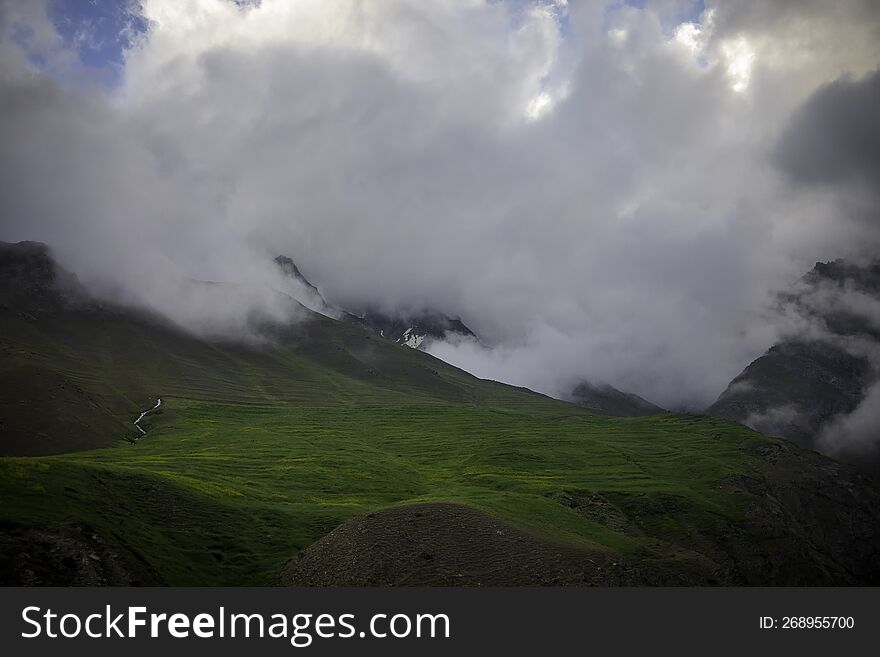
<box><xmin>1</xmin><ymin>242</ymin><xmax>878</xmax><ymax>586</ymax></box>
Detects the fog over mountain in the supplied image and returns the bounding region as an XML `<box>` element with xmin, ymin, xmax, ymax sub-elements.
<box><xmin>1</xmin><ymin>0</ymin><xmax>879</xmax><ymax>410</ymax></box>
<box><xmin>708</xmin><ymin>259</ymin><xmax>880</xmax><ymax>471</ymax></box>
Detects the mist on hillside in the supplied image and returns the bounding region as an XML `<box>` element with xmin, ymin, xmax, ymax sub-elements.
<box><xmin>1</xmin><ymin>0</ymin><xmax>880</xmax><ymax>414</ymax></box>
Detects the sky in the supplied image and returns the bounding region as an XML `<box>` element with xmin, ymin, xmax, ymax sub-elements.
<box><xmin>1</xmin><ymin>0</ymin><xmax>879</xmax><ymax>411</ymax></box>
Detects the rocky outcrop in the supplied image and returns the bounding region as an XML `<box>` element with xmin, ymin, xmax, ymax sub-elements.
<box><xmin>342</xmin><ymin>310</ymin><xmax>477</xmax><ymax>349</ymax></box>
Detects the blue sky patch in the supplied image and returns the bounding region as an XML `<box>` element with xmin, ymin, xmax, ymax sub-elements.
<box><xmin>49</xmin><ymin>0</ymin><xmax>147</xmax><ymax>84</ymax></box>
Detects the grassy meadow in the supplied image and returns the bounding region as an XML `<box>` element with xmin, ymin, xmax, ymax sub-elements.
<box><xmin>0</xmin><ymin>391</ymin><xmax>764</xmax><ymax>584</ymax></box>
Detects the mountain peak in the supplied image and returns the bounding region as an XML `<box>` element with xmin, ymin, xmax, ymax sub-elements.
<box><xmin>273</xmin><ymin>254</ymin><xmax>335</xmax><ymax>316</ymax></box>
<box><xmin>0</xmin><ymin>240</ymin><xmax>55</xmax><ymax>289</ymax></box>
<box><xmin>274</xmin><ymin>255</ymin><xmax>319</xmax><ymax>295</ymax></box>
<box><xmin>0</xmin><ymin>240</ymin><xmax>88</xmax><ymax>307</ymax></box>
<box><xmin>708</xmin><ymin>257</ymin><xmax>880</xmax><ymax>475</ymax></box>
<box><xmin>803</xmin><ymin>258</ymin><xmax>880</xmax><ymax>293</ymax></box>
<box><xmin>272</xmin><ymin>254</ymin><xmax>478</xmax><ymax>349</ymax></box>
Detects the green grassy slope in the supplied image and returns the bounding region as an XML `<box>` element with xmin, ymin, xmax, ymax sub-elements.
<box><xmin>1</xmin><ymin>397</ymin><xmax>767</xmax><ymax>584</ymax></box>
<box><xmin>0</xmin><ymin>298</ymin><xmax>577</xmax><ymax>455</ymax></box>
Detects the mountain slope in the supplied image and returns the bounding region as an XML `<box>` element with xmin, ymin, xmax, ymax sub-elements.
<box><xmin>1</xmin><ymin>242</ymin><xmax>879</xmax><ymax>586</ymax></box>
<box><xmin>708</xmin><ymin>341</ymin><xmax>871</xmax><ymax>444</ymax></box>
<box><xmin>707</xmin><ymin>259</ymin><xmax>880</xmax><ymax>473</ymax></box>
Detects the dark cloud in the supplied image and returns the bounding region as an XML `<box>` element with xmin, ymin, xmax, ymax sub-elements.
<box><xmin>776</xmin><ymin>69</ymin><xmax>880</xmax><ymax>187</ymax></box>
<box><xmin>708</xmin><ymin>0</ymin><xmax>880</xmax><ymax>34</ymax></box>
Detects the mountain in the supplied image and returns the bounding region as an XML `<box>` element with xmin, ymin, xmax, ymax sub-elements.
<box><xmin>565</xmin><ymin>381</ymin><xmax>665</xmax><ymax>417</ymax></box>
<box><xmin>707</xmin><ymin>341</ymin><xmax>871</xmax><ymax>445</ymax></box>
<box><xmin>273</xmin><ymin>254</ymin><xmax>334</xmax><ymax>315</ymax></box>
<box><xmin>0</xmin><ymin>240</ymin><xmax>88</xmax><ymax>307</ymax></box>
<box><xmin>707</xmin><ymin>259</ymin><xmax>880</xmax><ymax>473</ymax></box>
<box><xmin>1</xmin><ymin>242</ymin><xmax>879</xmax><ymax>586</ymax></box>
<box><xmin>274</xmin><ymin>253</ymin><xmax>477</xmax><ymax>348</ymax></box>
<box><xmin>341</xmin><ymin>309</ymin><xmax>477</xmax><ymax>348</ymax></box>
<box><xmin>275</xmin><ymin>255</ymin><xmax>660</xmax><ymax>410</ymax></box>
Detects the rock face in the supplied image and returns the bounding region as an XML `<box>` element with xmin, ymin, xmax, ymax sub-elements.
<box><xmin>341</xmin><ymin>310</ymin><xmax>476</xmax><ymax>349</ymax></box>
<box><xmin>566</xmin><ymin>381</ymin><xmax>665</xmax><ymax>417</ymax></box>
<box><xmin>274</xmin><ymin>253</ymin><xmax>477</xmax><ymax>349</ymax></box>
<box><xmin>274</xmin><ymin>255</ymin><xmax>335</xmax><ymax>315</ymax></box>
<box><xmin>725</xmin><ymin>441</ymin><xmax>880</xmax><ymax>585</ymax></box>
<box><xmin>274</xmin><ymin>255</ymin><xmax>321</xmax><ymax>298</ymax></box>
<box><xmin>707</xmin><ymin>258</ymin><xmax>880</xmax><ymax>474</ymax></box>
<box><xmin>0</xmin><ymin>240</ymin><xmax>87</xmax><ymax>309</ymax></box>
<box><xmin>0</xmin><ymin>241</ymin><xmax>55</xmax><ymax>291</ymax></box>
<box><xmin>708</xmin><ymin>341</ymin><xmax>871</xmax><ymax>444</ymax></box>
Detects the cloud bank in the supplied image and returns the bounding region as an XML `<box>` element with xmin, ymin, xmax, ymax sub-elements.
<box><xmin>1</xmin><ymin>0</ymin><xmax>879</xmax><ymax>409</ymax></box>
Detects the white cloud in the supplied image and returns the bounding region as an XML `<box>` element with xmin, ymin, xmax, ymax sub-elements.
<box><xmin>1</xmin><ymin>0</ymin><xmax>879</xmax><ymax>408</ymax></box>
<box><xmin>819</xmin><ymin>381</ymin><xmax>880</xmax><ymax>462</ymax></box>
<box><xmin>720</xmin><ymin>35</ymin><xmax>755</xmax><ymax>93</ymax></box>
